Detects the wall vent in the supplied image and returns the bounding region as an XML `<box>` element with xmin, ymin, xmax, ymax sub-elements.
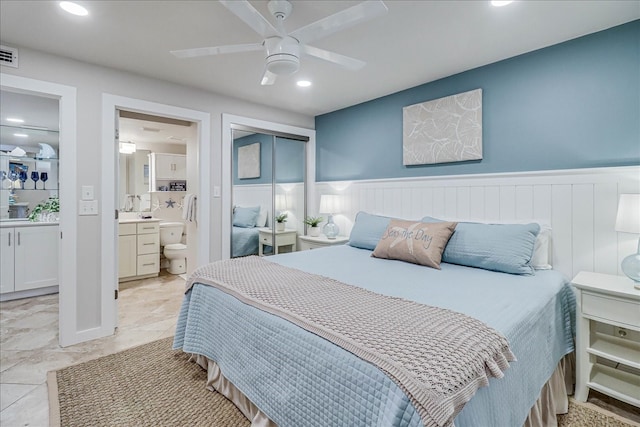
<box><xmin>0</xmin><ymin>45</ymin><xmax>19</xmax><ymax>68</ymax></box>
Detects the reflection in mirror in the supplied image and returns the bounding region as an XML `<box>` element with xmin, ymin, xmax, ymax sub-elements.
<box><xmin>274</xmin><ymin>136</ymin><xmax>306</xmax><ymax>239</ymax></box>
<box><xmin>118</xmin><ymin>149</ymin><xmax>151</xmax><ymax>212</ymax></box>
<box><xmin>231</xmin><ymin>128</ymin><xmax>307</xmax><ymax>258</ymax></box>
<box><xmin>231</xmin><ymin>130</ymin><xmax>273</xmax><ymax>258</ymax></box>
<box><xmin>0</xmin><ymin>90</ymin><xmax>60</xmax><ymax>220</ymax></box>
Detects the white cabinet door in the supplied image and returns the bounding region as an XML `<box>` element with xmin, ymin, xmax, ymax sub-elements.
<box><xmin>154</xmin><ymin>154</ymin><xmax>175</xmax><ymax>180</ymax></box>
<box><xmin>14</xmin><ymin>226</ymin><xmax>59</xmax><ymax>291</ymax></box>
<box><xmin>154</xmin><ymin>154</ymin><xmax>186</xmax><ymax>180</ymax></box>
<box><xmin>118</xmin><ymin>234</ymin><xmax>137</xmax><ymax>278</ymax></box>
<box><xmin>172</xmin><ymin>155</ymin><xmax>186</xmax><ymax>180</ymax></box>
<box><xmin>0</xmin><ymin>228</ymin><xmax>15</xmax><ymax>293</ymax></box>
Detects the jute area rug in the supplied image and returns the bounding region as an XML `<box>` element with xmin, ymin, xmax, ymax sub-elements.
<box><xmin>49</xmin><ymin>337</ymin><xmax>638</xmax><ymax>427</ymax></box>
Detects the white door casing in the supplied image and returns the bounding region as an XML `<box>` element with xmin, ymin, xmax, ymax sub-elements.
<box><xmin>101</xmin><ymin>94</ymin><xmax>211</xmax><ymax>337</ymax></box>
<box><xmin>0</xmin><ymin>73</ymin><xmax>78</xmax><ymax>347</ymax></box>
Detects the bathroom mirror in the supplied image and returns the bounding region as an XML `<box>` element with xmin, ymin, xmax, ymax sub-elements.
<box><xmin>118</xmin><ymin>149</ymin><xmax>151</xmax><ymax>212</ymax></box>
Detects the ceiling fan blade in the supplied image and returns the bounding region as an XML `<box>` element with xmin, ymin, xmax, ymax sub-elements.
<box><xmin>171</xmin><ymin>43</ymin><xmax>263</xmax><ymax>59</ymax></box>
<box><xmin>302</xmin><ymin>45</ymin><xmax>365</xmax><ymax>70</ymax></box>
<box><xmin>261</xmin><ymin>68</ymin><xmax>277</xmax><ymax>86</ymax></box>
<box><xmin>219</xmin><ymin>0</ymin><xmax>278</xmax><ymax>38</ymax></box>
<box><xmin>290</xmin><ymin>1</ymin><xmax>388</xmax><ymax>45</ymax></box>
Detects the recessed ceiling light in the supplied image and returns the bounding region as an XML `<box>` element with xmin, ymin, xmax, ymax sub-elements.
<box><xmin>6</xmin><ymin>117</ymin><xmax>24</xmax><ymax>123</ymax></box>
<box><xmin>491</xmin><ymin>0</ymin><xmax>514</xmax><ymax>6</ymax></box>
<box><xmin>59</xmin><ymin>1</ymin><xmax>89</xmax><ymax>16</ymax></box>
<box><xmin>13</xmin><ymin>133</ymin><xmax>29</xmax><ymax>138</ymax></box>
<box><xmin>297</xmin><ymin>80</ymin><xmax>312</xmax><ymax>87</ymax></box>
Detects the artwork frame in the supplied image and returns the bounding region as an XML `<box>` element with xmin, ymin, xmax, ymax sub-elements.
<box><xmin>402</xmin><ymin>88</ymin><xmax>483</xmax><ymax>166</ymax></box>
<box><xmin>237</xmin><ymin>142</ymin><xmax>261</xmax><ymax>179</ymax></box>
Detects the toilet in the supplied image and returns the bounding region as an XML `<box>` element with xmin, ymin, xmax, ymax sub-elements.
<box><xmin>159</xmin><ymin>222</ymin><xmax>187</xmax><ymax>274</ymax></box>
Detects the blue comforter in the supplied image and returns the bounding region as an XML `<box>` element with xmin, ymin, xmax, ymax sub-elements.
<box><xmin>231</xmin><ymin>226</ymin><xmax>259</xmax><ymax>258</ymax></box>
<box><xmin>174</xmin><ymin>245</ymin><xmax>575</xmax><ymax>427</ymax></box>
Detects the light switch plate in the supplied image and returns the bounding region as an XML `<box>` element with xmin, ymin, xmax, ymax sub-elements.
<box><xmin>81</xmin><ymin>185</ymin><xmax>94</xmax><ymax>200</ymax></box>
<box><xmin>79</xmin><ymin>200</ymin><xmax>98</xmax><ymax>215</ymax></box>
<box><xmin>213</xmin><ymin>186</ymin><xmax>221</xmax><ymax>197</ymax></box>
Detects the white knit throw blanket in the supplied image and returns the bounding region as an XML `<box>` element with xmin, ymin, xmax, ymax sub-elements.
<box><xmin>186</xmin><ymin>256</ymin><xmax>516</xmax><ymax>427</ymax></box>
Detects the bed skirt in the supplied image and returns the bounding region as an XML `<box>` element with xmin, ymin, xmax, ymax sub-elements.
<box><xmin>191</xmin><ymin>352</ymin><xmax>575</xmax><ymax>427</ymax></box>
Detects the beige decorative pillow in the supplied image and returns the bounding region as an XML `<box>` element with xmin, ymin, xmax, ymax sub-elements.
<box><xmin>372</xmin><ymin>219</ymin><xmax>457</xmax><ymax>269</ymax></box>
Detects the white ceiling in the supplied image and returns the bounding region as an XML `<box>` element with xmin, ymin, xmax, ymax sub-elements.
<box><xmin>1</xmin><ymin>1</ymin><xmax>638</xmax><ymax>117</ymax></box>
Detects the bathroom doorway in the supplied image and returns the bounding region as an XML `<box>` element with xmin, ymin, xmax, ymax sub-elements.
<box><xmin>102</xmin><ymin>94</ymin><xmax>211</xmax><ymax>336</ymax></box>
<box><xmin>115</xmin><ymin>111</ymin><xmax>197</xmax><ymax>324</ymax></box>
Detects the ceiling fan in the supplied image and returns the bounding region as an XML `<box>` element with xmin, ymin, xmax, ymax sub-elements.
<box><xmin>170</xmin><ymin>0</ymin><xmax>388</xmax><ymax>85</ymax></box>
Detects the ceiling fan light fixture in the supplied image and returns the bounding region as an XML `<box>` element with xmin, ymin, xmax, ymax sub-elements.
<box><xmin>266</xmin><ymin>54</ymin><xmax>300</xmax><ymax>75</ymax></box>
<box><xmin>264</xmin><ymin>36</ymin><xmax>300</xmax><ymax>75</ymax></box>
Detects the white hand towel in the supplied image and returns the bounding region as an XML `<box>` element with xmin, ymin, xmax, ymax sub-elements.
<box><xmin>182</xmin><ymin>194</ymin><xmax>196</xmax><ymax>223</ymax></box>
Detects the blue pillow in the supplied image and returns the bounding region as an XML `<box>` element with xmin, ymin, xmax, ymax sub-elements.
<box><xmin>348</xmin><ymin>212</ymin><xmax>394</xmax><ymax>250</ymax></box>
<box><xmin>422</xmin><ymin>216</ymin><xmax>540</xmax><ymax>275</ymax></box>
<box><xmin>233</xmin><ymin>206</ymin><xmax>260</xmax><ymax>228</ymax></box>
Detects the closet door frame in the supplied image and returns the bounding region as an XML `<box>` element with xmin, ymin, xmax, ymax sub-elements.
<box><xmin>222</xmin><ymin>114</ymin><xmax>315</xmax><ymax>260</ymax></box>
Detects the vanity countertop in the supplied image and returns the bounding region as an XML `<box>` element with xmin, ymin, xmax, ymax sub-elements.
<box><xmin>118</xmin><ymin>218</ymin><xmax>162</xmax><ymax>224</ymax></box>
<box><xmin>0</xmin><ymin>220</ymin><xmax>59</xmax><ymax>228</ymax></box>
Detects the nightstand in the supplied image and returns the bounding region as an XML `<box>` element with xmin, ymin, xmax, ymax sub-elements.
<box><xmin>298</xmin><ymin>235</ymin><xmax>349</xmax><ymax>251</ymax></box>
<box><xmin>258</xmin><ymin>228</ymin><xmax>297</xmax><ymax>256</ymax></box>
<box><xmin>571</xmin><ymin>271</ymin><xmax>640</xmax><ymax>408</ymax></box>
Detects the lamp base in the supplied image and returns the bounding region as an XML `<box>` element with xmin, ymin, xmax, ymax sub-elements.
<box><xmin>620</xmin><ymin>253</ymin><xmax>640</xmax><ymax>289</ymax></box>
<box><xmin>323</xmin><ymin>214</ymin><xmax>339</xmax><ymax>239</ymax></box>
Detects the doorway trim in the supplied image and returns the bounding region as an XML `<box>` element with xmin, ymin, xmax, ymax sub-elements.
<box><xmin>222</xmin><ymin>114</ymin><xmax>315</xmax><ymax>259</ymax></box>
<box><xmin>101</xmin><ymin>94</ymin><xmax>211</xmax><ymax>335</ymax></box>
<box><xmin>0</xmin><ymin>73</ymin><xmax>78</xmax><ymax>346</ymax></box>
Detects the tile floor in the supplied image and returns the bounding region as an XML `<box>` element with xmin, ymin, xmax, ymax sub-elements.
<box><xmin>0</xmin><ymin>271</ymin><xmax>185</xmax><ymax>426</ymax></box>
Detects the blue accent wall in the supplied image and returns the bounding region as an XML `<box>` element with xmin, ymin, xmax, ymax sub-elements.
<box><xmin>315</xmin><ymin>20</ymin><xmax>640</xmax><ymax>182</ymax></box>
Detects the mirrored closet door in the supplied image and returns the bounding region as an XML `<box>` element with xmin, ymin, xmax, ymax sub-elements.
<box><xmin>231</xmin><ymin>127</ymin><xmax>307</xmax><ymax>258</ymax></box>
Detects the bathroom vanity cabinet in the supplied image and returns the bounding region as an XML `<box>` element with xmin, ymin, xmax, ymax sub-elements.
<box><xmin>118</xmin><ymin>219</ymin><xmax>160</xmax><ymax>282</ymax></box>
<box><xmin>0</xmin><ymin>222</ymin><xmax>59</xmax><ymax>300</ymax></box>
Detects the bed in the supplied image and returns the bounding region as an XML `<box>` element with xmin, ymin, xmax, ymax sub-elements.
<box><xmin>174</xmin><ymin>213</ymin><xmax>576</xmax><ymax>427</ymax></box>
<box><xmin>231</xmin><ymin>226</ymin><xmax>260</xmax><ymax>257</ymax></box>
<box><xmin>231</xmin><ymin>205</ymin><xmax>269</xmax><ymax>257</ymax></box>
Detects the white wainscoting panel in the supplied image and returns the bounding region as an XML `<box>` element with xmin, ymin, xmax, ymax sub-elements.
<box><xmin>315</xmin><ymin>166</ymin><xmax>640</xmax><ymax>281</ymax></box>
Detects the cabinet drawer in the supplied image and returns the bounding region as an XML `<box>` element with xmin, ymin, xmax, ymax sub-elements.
<box><xmin>137</xmin><ymin>233</ymin><xmax>159</xmax><ymax>255</ymax></box>
<box><xmin>118</xmin><ymin>223</ymin><xmax>137</xmax><ymax>236</ymax></box>
<box><xmin>260</xmin><ymin>232</ymin><xmax>273</xmax><ymax>246</ymax></box>
<box><xmin>583</xmin><ymin>292</ymin><xmax>640</xmax><ymax>328</ymax></box>
<box><xmin>137</xmin><ymin>254</ymin><xmax>159</xmax><ymax>275</ymax></box>
<box><xmin>137</xmin><ymin>222</ymin><xmax>159</xmax><ymax>234</ymax></box>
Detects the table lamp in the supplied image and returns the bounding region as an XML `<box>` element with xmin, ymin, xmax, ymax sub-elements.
<box><xmin>319</xmin><ymin>195</ymin><xmax>342</xmax><ymax>239</ymax></box>
<box><xmin>615</xmin><ymin>193</ymin><xmax>640</xmax><ymax>289</ymax></box>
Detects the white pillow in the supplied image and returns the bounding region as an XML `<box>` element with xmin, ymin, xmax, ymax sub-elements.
<box><xmin>256</xmin><ymin>206</ymin><xmax>268</xmax><ymax>228</ymax></box>
<box><xmin>531</xmin><ymin>224</ymin><xmax>552</xmax><ymax>270</ymax></box>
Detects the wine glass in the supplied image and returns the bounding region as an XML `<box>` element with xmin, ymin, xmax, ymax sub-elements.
<box><xmin>40</xmin><ymin>172</ymin><xmax>49</xmax><ymax>190</ymax></box>
<box><xmin>31</xmin><ymin>171</ymin><xmax>39</xmax><ymax>189</ymax></box>
<box><xmin>18</xmin><ymin>171</ymin><xmax>27</xmax><ymax>189</ymax></box>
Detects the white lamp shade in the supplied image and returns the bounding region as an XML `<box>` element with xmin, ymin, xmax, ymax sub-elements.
<box><xmin>275</xmin><ymin>194</ymin><xmax>288</xmax><ymax>211</ymax></box>
<box><xmin>319</xmin><ymin>195</ymin><xmax>342</xmax><ymax>214</ymax></box>
<box><xmin>615</xmin><ymin>194</ymin><xmax>640</xmax><ymax>234</ymax></box>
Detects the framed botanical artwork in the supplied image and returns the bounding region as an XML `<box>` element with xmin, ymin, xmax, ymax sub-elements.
<box><xmin>403</xmin><ymin>88</ymin><xmax>482</xmax><ymax>166</ymax></box>
<box><xmin>237</xmin><ymin>142</ymin><xmax>260</xmax><ymax>179</ymax></box>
